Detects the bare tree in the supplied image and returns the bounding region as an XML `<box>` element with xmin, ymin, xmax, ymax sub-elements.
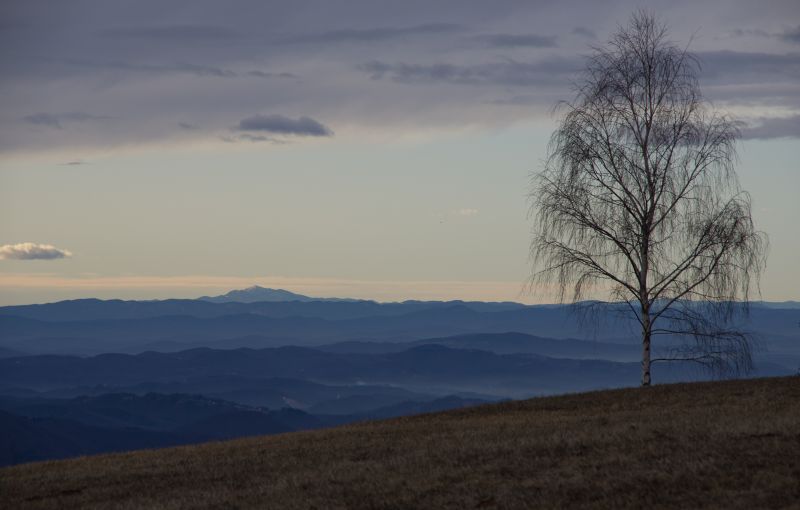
<box><xmin>528</xmin><ymin>11</ymin><xmax>767</xmax><ymax>386</ymax></box>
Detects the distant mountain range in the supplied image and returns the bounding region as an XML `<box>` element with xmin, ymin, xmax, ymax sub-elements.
<box><xmin>0</xmin><ymin>297</ymin><xmax>797</xmax><ymax>358</ymax></box>
<box><xmin>0</xmin><ymin>289</ymin><xmax>796</xmax><ymax>466</ymax></box>
<box><xmin>1</xmin><ymin>338</ymin><xmax>789</xmax><ymax>467</ymax></box>
<box><xmin>0</xmin><ymin>343</ymin><xmax>790</xmax><ymax>400</ymax></box>
<box><xmin>318</xmin><ymin>332</ymin><xmax>641</xmax><ymax>360</ymax></box>
<box><xmin>198</xmin><ymin>285</ymin><xmax>360</xmax><ymax>303</ymax></box>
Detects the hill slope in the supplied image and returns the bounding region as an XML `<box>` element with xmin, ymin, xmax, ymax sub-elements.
<box><xmin>2</xmin><ymin>376</ymin><xmax>798</xmax><ymax>509</ymax></box>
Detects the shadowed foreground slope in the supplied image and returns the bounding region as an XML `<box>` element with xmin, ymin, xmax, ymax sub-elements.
<box><xmin>2</xmin><ymin>377</ymin><xmax>799</xmax><ymax>509</ymax></box>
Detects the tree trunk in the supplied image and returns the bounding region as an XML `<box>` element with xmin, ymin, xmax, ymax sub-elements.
<box><xmin>641</xmin><ymin>313</ymin><xmax>652</xmax><ymax>386</ymax></box>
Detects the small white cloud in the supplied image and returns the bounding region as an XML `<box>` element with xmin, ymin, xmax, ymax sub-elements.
<box><xmin>455</xmin><ymin>208</ymin><xmax>479</xmax><ymax>217</ymax></box>
<box><xmin>0</xmin><ymin>242</ymin><xmax>72</xmax><ymax>260</ymax></box>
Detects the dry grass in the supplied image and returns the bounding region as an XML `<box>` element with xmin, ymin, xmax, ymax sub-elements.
<box><xmin>2</xmin><ymin>376</ymin><xmax>799</xmax><ymax>509</ymax></box>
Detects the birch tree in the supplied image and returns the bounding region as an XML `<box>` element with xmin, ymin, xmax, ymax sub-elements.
<box><xmin>528</xmin><ymin>11</ymin><xmax>767</xmax><ymax>386</ymax></box>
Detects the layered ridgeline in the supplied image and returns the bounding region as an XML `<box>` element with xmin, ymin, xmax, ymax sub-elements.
<box><xmin>0</xmin><ymin>391</ymin><xmax>491</xmax><ymax>466</ymax></box>
<box><xmin>0</xmin><ymin>289</ymin><xmax>797</xmax><ymax>466</ymax></box>
<box><xmin>2</xmin><ymin>377</ymin><xmax>799</xmax><ymax>509</ymax></box>
<box><xmin>4</xmin><ymin>339</ymin><xmax>772</xmax><ymax>466</ymax></box>
<box><xmin>0</xmin><ymin>288</ymin><xmax>797</xmax><ymax>359</ymax></box>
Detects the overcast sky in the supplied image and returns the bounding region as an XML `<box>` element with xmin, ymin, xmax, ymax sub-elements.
<box><xmin>1</xmin><ymin>0</ymin><xmax>798</xmax><ymax>304</ymax></box>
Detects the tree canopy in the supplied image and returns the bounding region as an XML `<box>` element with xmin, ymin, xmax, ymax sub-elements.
<box><xmin>529</xmin><ymin>11</ymin><xmax>768</xmax><ymax>385</ymax></box>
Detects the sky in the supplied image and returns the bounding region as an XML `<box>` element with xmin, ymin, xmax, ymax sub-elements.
<box><xmin>0</xmin><ymin>0</ymin><xmax>798</xmax><ymax>305</ymax></box>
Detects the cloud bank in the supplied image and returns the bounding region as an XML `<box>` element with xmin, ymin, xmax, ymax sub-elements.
<box><xmin>740</xmin><ymin>114</ymin><xmax>800</xmax><ymax>139</ymax></box>
<box><xmin>474</xmin><ymin>33</ymin><xmax>557</xmax><ymax>48</ymax></box>
<box><xmin>99</xmin><ymin>25</ymin><xmax>241</xmax><ymax>41</ymax></box>
<box><xmin>1</xmin><ymin>1</ymin><xmax>799</xmax><ymax>152</ymax></box>
<box><xmin>23</xmin><ymin>112</ymin><xmax>108</xmax><ymax>129</ymax></box>
<box><xmin>288</xmin><ymin>23</ymin><xmax>465</xmax><ymax>45</ymax></box>
<box><xmin>359</xmin><ymin>58</ymin><xmax>576</xmax><ymax>86</ymax></box>
<box><xmin>0</xmin><ymin>243</ymin><xmax>73</xmax><ymax>260</ymax></box>
<box><xmin>779</xmin><ymin>26</ymin><xmax>800</xmax><ymax>44</ymax></box>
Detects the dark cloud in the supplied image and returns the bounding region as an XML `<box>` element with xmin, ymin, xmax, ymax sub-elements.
<box><xmin>178</xmin><ymin>122</ymin><xmax>199</xmax><ymax>130</ymax></box>
<box><xmin>100</xmin><ymin>25</ymin><xmax>240</xmax><ymax>40</ymax></box>
<box><xmin>730</xmin><ymin>28</ymin><xmax>771</xmax><ymax>38</ymax></box>
<box><xmin>701</xmin><ymin>83</ymin><xmax>800</xmax><ymax>109</ymax></box>
<box><xmin>572</xmin><ymin>26</ymin><xmax>596</xmax><ymax>39</ymax></box>
<box><xmin>740</xmin><ymin>114</ymin><xmax>800</xmax><ymax>140</ymax></box>
<box><xmin>159</xmin><ymin>62</ymin><xmax>236</xmax><ymax>77</ymax></box>
<box><xmin>697</xmin><ymin>51</ymin><xmax>800</xmax><ymax>82</ymax></box>
<box><xmin>23</xmin><ymin>112</ymin><xmax>108</xmax><ymax>129</ymax></box>
<box><xmin>0</xmin><ymin>243</ymin><xmax>72</xmax><ymax>260</ymax></box>
<box><xmin>730</xmin><ymin>26</ymin><xmax>800</xmax><ymax>45</ymax></box>
<box><xmin>487</xmin><ymin>94</ymin><xmax>544</xmax><ymax>106</ymax></box>
<box><xmin>237</xmin><ymin>133</ymin><xmax>273</xmax><ymax>142</ymax></box>
<box><xmin>63</xmin><ymin>59</ymin><xmax>237</xmax><ymax>77</ymax></box>
<box><xmin>730</xmin><ymin>25</ymin><xmax>800</xmax><ymax>44</ymax></box>
<box><xmin>235</xmin><ymin>114</ymin><xmax>333</xmax><ymax>137</ymax></box>
<box><xmin>359</xmin><ymin>58</ymin><xmax>577</xmax><ymax>86</ymax></box>
<box><xmin>13</xmin><ymin>55</ymin><xmax>238</xmax><ymax>79</ymax></box>
<box><xmin>220</xmin><ymin>133</ymin><xmax>288</xmax><ymax>144</ymax></box>
<box><xmin>474</xmin><ymin>33</ymin><xmax>557</xmax><ymax>48</ymax></box>
<box><xmin>288</xmin><ymin>23</ymin><xmax>465</xmax><ymax>44</ymax></box>
<box><xmin>247</xmin><ymin>70</ymin><xmax>298</xmax><ymax>79</ymax></box>
<box><xmin>688</xmin><ymin>51</ymin><xmax>800</xmax><ymax>107</ymax></box>
<box><xmin>778</xmin><ymin>26</ymin><xmax>800</xmax><ymax>44</ymax></box>
<box><xmin>61</xmin><ymin>160</ymin><xmax>88</xmax><ymax>166</ymax></box>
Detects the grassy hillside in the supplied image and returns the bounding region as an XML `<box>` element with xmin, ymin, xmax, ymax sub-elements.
<box><xmin>2</xmin><ymin>376</ymin><xmax>799</xmax><ymax>509</ymax></box>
